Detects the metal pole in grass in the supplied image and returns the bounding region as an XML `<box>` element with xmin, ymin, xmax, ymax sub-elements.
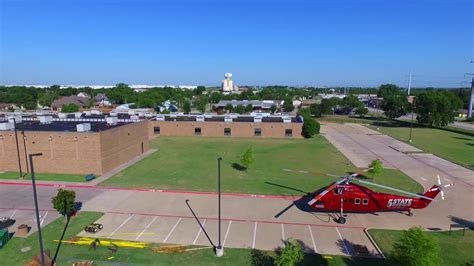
<box><xmin>215</xmin><ymin>157</ymin><xmax>224</xmax><ymax>257</ymax></box>
<box><xmin>12</xmin><ymin>117</ymin><xmax>23</xmax><ymax>178</ymax></box>
<box><xmin>29</xmin><ymin>152</ymin><xmax>45</xmax><ymax>266</ymax></box>
<box><xmin>409</xmin><ymin>111</ymin><xmax>414</xmax><ymax>143</ymax></box>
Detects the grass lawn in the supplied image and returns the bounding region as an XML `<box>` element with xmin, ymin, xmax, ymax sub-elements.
<box><xmin>101</xmin><ymin>136</ymin><xmax>423</xmax><ymax>196</ymax></box>
<box><xmin>0</xmin><ymin>211</ymin><xmax>384</xmax><ymax>266</ymax></box>
<box><xmin>367</xmin><ymin>124</ymin><xmax>474</xmax><ymax>170</ymax></box>
<box><xmin>369</xmin><ymin>229</ymin><xmax>474</xmax><ymax>266</ymax></box>
<box><xmin>0</xmin><ymin>172</ymin><xmax>86</xmax><ymax>182</ymax></box>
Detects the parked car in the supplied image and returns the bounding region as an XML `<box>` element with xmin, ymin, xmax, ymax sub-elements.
<box><xmin>84</xmin><ymin>223</ymin><xmax>103</xmax><ymax>233</ymax></box>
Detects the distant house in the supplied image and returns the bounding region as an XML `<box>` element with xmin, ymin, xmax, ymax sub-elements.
<box><xmin>158</xmin><ymin>100</ymin><xmax>178</xmax><ymax>112</ymax></box>
<box><xmin>0</xmin><ymin>103</ymin><xmax>19</xmax><ymax>110</ymax></box>
<box><xmin>51</xmin><ymin>96</ymin><xmax>89</xmax><ymax>111</ymax></box>
<box><xmin>94</xmin><ymin>93</ymin><xmax>111</xmax><ymax>106</ymax></box>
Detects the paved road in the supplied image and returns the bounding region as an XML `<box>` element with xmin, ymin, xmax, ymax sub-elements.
<box><xmin>321</xmin><ymin>123</ymin><xmax>474</xmax><ymax>230</ymax></box>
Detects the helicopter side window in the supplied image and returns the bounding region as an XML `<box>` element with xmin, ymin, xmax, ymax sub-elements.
<box><xmin>354</xmin><ymin>198</ymin><xmax>361</xmax><ymax>205</ymax></box>
<box><xmin>363</xmin><ymin>198</ymin><xmax>369</xmax><ymax>205</ymax></box>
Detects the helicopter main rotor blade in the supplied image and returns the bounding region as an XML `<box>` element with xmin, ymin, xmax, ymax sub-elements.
<box><xmin>274</xmin><ymin>202</ymin><xmax>296</xmax><ymax>218</ymax></box>
<box><xmin>308</xmin><ymin>177</ymin><xmax>348</xmax><ymax>205</ymax></box>
<box><xmin>355</xmin><ymin>179</ymin><xmax>434</xmax><ymax>201</ymax></box>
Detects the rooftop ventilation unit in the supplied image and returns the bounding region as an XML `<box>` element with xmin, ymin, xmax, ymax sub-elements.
<box><xmin>130</xmin><ymin>115</ymin><xmax>139</xmax><ymax>120</ymax></box>
<box><xmin>254</xmin><ymin>116</ymin><xmax>262</xmax><ymax>123</ymax></box>
<box><xmin>110</xmin><ymin>112</ymin><xmax>118</xmax><ymax>117</ymax></box>
<box><xmin>196</xmin><ymin>115</ymin><xmax>204</xmax><ymax>122</ymax></box>
<box><xmin>106</xmin><ymin>116</ymin><xmax>118</xmax><ymax>125</ymax></box>
<box><xmin>76</xmin><ymin>123</ymin><xmax>91</xmax><ymax>132</ymax></box>
<box><xmin>283</xmin><ymin>116</ymin><xmax>291</xmax><ymax>123</ymax></box>
<box><xmin>74</xmin><ymin>112</ymin><xmax>82</xmax><ymax>118</ymax></box>
<box><xmin>7</xmin><ymin>115</ymin><xmax>22</xmax><ymax>123</ymax></box>
<box><xmin>156</xmin><ymin>115</ymin><xmax>165</xmax><ymax>121</ymax></box>
<box><xmin>39</xmin><ymin>115</ymin><xmax>53</xmax><ymax>124</ymax></box>
<box><xmin>224</xmin><ymin>116</ymin><xmax>232</xmax><ymax>122</ymax></box>
<box><xmin>0</xmin><ymin>122</ymin><xmax>15</xmax><ymax>131</ymax></box>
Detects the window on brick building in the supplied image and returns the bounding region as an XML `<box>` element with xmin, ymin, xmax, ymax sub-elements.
<box><xmin>254</xmin><ymin>128</ymin><xmax>262</xmax><ymax>136</ymax></box>
<box><xmin>224</xmin><ymin>128</ymin><xmax>231</xmax><ymax>136</ymax></box>
<box><xmin>285</xmin><ymin>129</ymin><xmax>293</xmax><ymax>137</ymax></box>
<box><xmin>195</xmin><ymin>127</ymin><xmax>201</xmax><ymax>135</ymax></box>
<box><xmin>154</xmin><ymin>127</ymin><xmax>160</xmax><ymax>135</ymax></box>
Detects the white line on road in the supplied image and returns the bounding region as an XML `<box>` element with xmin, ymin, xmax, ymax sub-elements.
<box><xmin>10</xmin><ymin>210</ymin><xmax>17</xmax><ymax>219</ymax></box>
<box><xmin>193</xmin><ymin>219</ymin><xmax>206</xmax><ymax>244</ymax></box>
<box><xmin>335</xmin><ymin>227</ymin><xmax>351</xmax><ymax>255</ymax></box>
<box><xmin>252</xmin><ymin>221</ymin><xmax>258</xmax><ymax>249</ymax></box>
<box><xmin>164</xmin><ymin>217</ymin><xmax>182</xmax><ymax>243</ymax></box>
<box><xmin>281</xmin><ymin>224</ymin><xmax>285</xmax><ymax>241</ymax></box>
<box><xmin>135</xmin><ymin>216</ymin><xmax>158</xmax><ymax>241</ymax></box>
<box><xmin>420</xmin><ymin>176</ymin><xmax>427</xmax><ymax>181</ymax></box>
<box><xmin>40</xmin><ymin>211</ymin><xmax>48</xmax><ymax>226</ymax></box>
<box><xmin>308</xmin><ymin>225</ymin><xmax>318</xmax><ymax>253</ymax></box>
<box><xmin>108</xmin><ymin>214</ymin><xmax>134</xmax><ymax>239</ymax></box>
<box><xmin>223</xmin><ymin>221</ymin><xmax>232</xmax><ymax>247</ymax></box>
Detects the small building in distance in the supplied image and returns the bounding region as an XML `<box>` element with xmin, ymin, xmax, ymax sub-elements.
<box><xmin>0</xmin><ymin>117</ymin><xmax>149</xmax><ymax>176</ymax></box>
<box><xmin>51</xmin><ymin>95</ymin><xmax>90</xmax><ymax>111</ymax></box>
<box><xmin>221</xmin><ymin>73</ymin><xmax>240</xmax><ymax>94</ymax></box>
<box><xmin>149</xmin><ymin>114</ymin><xmax>303</xmax><ymax>139</ymax></box>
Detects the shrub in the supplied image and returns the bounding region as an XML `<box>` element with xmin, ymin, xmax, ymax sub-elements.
<box><xmin>390</xmin><ymin>227</ymin><xmax>440</xmax><ymax>266</ymax></box>
<box><xmin>275</xmin><ymin>239</ymin><xmax>304</xmax><ymax>266</ymax></box>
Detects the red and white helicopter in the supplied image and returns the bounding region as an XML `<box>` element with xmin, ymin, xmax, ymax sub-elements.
<box><xmin>276</xmin><ymin>173</ymin><xmax>453</xmax><ymax>224</ymax></box>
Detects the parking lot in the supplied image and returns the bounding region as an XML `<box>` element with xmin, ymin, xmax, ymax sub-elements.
<box><xmin>0</xmin><ymin>208</ymin><xmax>60</xmax><ymax>237</ymax></box>
<box><xmin>78</xmin><ymin>212</ymin><xmax>382</xmax><ymax>257</ymax></box>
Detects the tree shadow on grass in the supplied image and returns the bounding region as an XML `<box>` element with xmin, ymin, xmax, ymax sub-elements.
<box><xmin>232</xmin><ymin>163</ymin><xmax>247</xmax><ymax>171</ymax></box>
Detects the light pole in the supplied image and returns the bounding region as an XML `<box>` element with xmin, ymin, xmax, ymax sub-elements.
<box><xmin>215</xmin><ymin>157</ymin><xmax>224</xmax><ymax>257</ymax></box>
<box><xmin>12</xmin><ymin>117</ymin><xmax>23</xmax><ymax>178</ymax></box>
<box><xmin>29</xmin><ymin>153</ymin><xmax>45</xmax><ymax>266</ymax></box>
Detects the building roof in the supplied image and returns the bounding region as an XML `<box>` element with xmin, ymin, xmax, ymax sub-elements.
<box><xmin>0</xmin><ymin>120</ymin><xmax>128</xmax><ymax>133</ymax></box>
<box><xmin>51</xmin><ymin>96</ymin><xmax>89</xmax><ymax>108</ymax></box>
<box><xmin>215</xmin><ymin>100</ymin><xmax>280</xmax><ymax>109</ymax></box>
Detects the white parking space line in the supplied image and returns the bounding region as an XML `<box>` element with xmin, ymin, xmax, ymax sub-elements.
<box><xmin>281</xmin><ymin>224</ymin><xmax>285</xmax><ymax>241</ymax></box>
<box><xmin>164</xmin><ymin>218</ymin><xmax>182</xmax><ymax>243</ymax></box>
<box><xmin>193</xmin><ymin>219</ymin><xmax>206</xmax><ymax>244</ymax></box>
<box><xmin>335</xmin><ymin>227</ymin><xmax>351</xmax><ymax>255</ymax></box>
<box><xmin>308</xmin><ymin>225</ymin><xmax>318</xmax><ymax>253</ymax></box>
<box><xmin>40</xmin><ymin>211</ymin><xmax>48</xmax><ymax>226</ymax></box>
<box><xmin>135</xmin><ymin>216</ymin><xmax>158</xmax><ymax>241</ymax></box>
<box><xmin>10</xmin><ymin>210</ymin><xmax>17</xmax><ymax>219</ymax></box>
<box><xmin>420</xmin><ymin>176</ymin><xmax>427</xmax><ymax>181</ymax></box>
<box><xmin>252</xmin><ymin>221</ymin><xmax>258</xmax><ymax>249</ymax></box>
<box><xmin>108</xmin><ymin>214</ymin><xmax>134</xmax><ymax>239</ymax></box>
<box><xmin>222</xmin><ymin>221</ymin><xmax>232</xmax><ymax>247</ymax></box>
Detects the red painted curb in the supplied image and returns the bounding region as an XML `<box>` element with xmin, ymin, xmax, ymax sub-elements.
<box><xmin>0</xmin><ymin>181</ymin><xmax>301</xmax><ymax>201</ymax></box>
<box><xmin>0</xmin><ymin>207</ymin><xmax>365</xmax><ymax>230</ymax></box>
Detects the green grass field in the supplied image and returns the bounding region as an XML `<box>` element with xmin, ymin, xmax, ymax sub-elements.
<box><xmin>101</xmin><ymin>136</ymin><xmax>423</xmax><ymax>196</ymax></box>
<box><xmin>369</xmin><ymin>229</ymin><xmax>474</xmax><ymax>266</ymax></box>
<box><xmin>367</xmin><ymin>124</ymin><xmax>474</xmax><ymax>170</ymax></box>
<box><xmin>0</xmin><ymin>172</ymin><xmax>86</xmax><ymax>182</ymax></box>
<box><xmin>0</xmin><ymin>211</ymin><xmax>383</xmax><ymax>266</ymax></box>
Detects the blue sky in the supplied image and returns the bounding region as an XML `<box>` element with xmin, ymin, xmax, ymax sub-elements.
<box><xmin>1</xmin><ymin>0</ymin><xmax>473</xmax><ymax>87</ymax></box>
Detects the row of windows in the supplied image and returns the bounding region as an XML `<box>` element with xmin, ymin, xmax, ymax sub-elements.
<box><xmin>154</xmin><ymin>127</ymin><xmax>293</xmax><ymax>137</ymax></box>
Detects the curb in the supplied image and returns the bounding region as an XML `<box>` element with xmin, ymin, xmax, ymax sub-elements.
<box><xmin>363</xmin><ymin>228</ymin><xmax>385</xmax><ymax>259</ymax></box>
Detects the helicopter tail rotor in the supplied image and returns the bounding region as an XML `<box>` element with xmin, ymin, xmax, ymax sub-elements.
<box><xmin>436</xmin><ymin>175</ymin><xmax>454</xmax><ymax>200</ymax></box>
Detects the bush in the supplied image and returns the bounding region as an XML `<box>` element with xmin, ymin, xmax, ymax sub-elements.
<box><xmin>240</xmin><ymin>148</ymin><xmax>254</xmax><ymax>169</ymax></box>
<box><xmin>390</xmin><ymin>227</ymin><xmax>440</xmax><ymax>266</ymax></box>
<box><xmin>355</xmin><ymin>106</ymin><xmax>368</xmax><ymax>117</ymax></box>
<box><xmin>275</xmin><ymin>239</ymin><xmax>304</xmax><ymax>266</ymax></box>
<box><xmin>302</xmin><ymin>116</ymin><xmax>320</xmax><ymax>138</ymax></box>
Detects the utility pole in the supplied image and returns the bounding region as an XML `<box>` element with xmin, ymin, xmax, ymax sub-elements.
<box><xmin>468</xmin><ymin>60</ymin><xmax>474</xmax><ymax>119</ymax></box>
<box><xmin>215</xmin><ymin>157</ymin><xmax>224</xmax><ymax>257</ymax></box>
<box><xmin>407</xmin><ymin>70</ymin><xmax>412</xmax><ymax>96</ymax></box>
<box><xmin>12</xmin><ymin>117</ymin><xmax>23</xmax><ymax>178</ymax></box>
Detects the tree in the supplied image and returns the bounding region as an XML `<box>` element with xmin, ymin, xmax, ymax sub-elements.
<box><xmin>355</xmin><ymin>106</ymin><xmax>368</xmax><ymax>117</ymax></box>
<box><xmin>194</xmin><ymin>86</ymin><xmax>206</xmax><ymax>95</ymax></box>
<box><xmin>183</xmin><ymin>100</ymin><xmax>191</xmax><ymax>114</ymax></box>
<box><xmin>61</xmin><ymin>103</ymin><xmax>80</xmax><ymax>113</ymax></box>
<box><xmin>283</xmin><ymin>98</ymin><xmax>294</xmax><ymax>112</ymax></box>
<box><xmin>234</xmin><ymin>105</ymin><xmax>246</xmax><ymax>114</ymax></box>
<box><xmin>310</xmin><ymin>103</ymin><xmax>321</xmax><ymax>117</ymax></box>
<box><xmin>415</xmin><ymin>91</ymin><xmax>463</xmax><ymax>127</ymax></box>
<box><xmin>38</xmin><ymin>92</ymin><xmax>57</xmax><ymax>107</ymax></box>
<box><xmin>52</xmin><ymin>189</ymin><xmax>76</xmax><ymax>218</ymax></box>
<box><xmin>270</xmin><ymin>104</ymin><xmax>277</xmax><ymax>113</ymax></box>
<box><xmin>381</xmin><ymin>94</ymin><xmax>408</xmax><ymax>119</ymax></box>
<box><xmin>225</xmin><ymin>103</ymin><xmax>234</xmax><ymax>113</ymax></box>
<box><xmin>378</xmin><ymin>84</ymin><xmax>402</xmax><ymax>98</ymax></box>
<box><xmin>240</xmin><ymin>148</ymin><xmax>254</xmax><ymax>169</ymax></box>
<box><xmin>390</xmin><ymin>227</ymin><xmax>440</xmax><ymax>266</ymax></box>
<box><xmin>342</xmin><ymin>95</ymin><xmax>363</xmax><ymax>109</ymax></box>
<box><xmin>209</xmin><ymin>92</ymin><xmax>222</xmax><ymax>104</ymax></box>
<box><xmin>302</xmin><ymin>116</ymin><xmax>320</xmax><ymax>138</ymax></box>
<box><xmin>368</xmin><ymin>159</ymin><xmax>383</xmax><ymax>180</ymax></box>
<box><xmin>275</xmin><ymin>239</ymin><xmax>304</xmax><ymax>266</ymax></box>
<box><xmin>245</xmin><ymin>104</ymin><xmax>253</xmax><ymax>113</ymax></box>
